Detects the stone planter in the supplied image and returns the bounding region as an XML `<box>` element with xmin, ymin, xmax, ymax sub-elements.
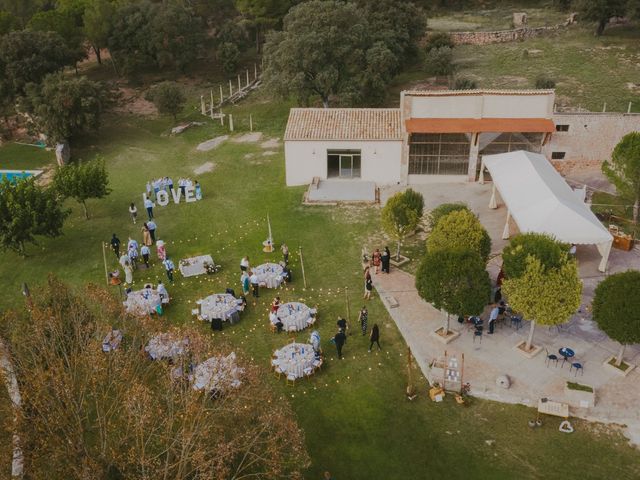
<box><xmin>432</xmin><ymin>327</ymin><xmax>460</xmax><ymax>344</ymax></box>
<box><xmin>513</xmin><ymin>340</ymin><xmax>542</xmax><ymax>359</ymax></box>
<box><xmin>389</xmin><ymin>255</ymin><xmax>410</xmax><ymax>267</ymax></box>
<box><xmin>603</xmin><ymin>356</ymin><xmax>637</xmax><ymax>377</ymax></box>
<box><xmin>564</xmin><ymin>382</ymin><xmax>596</xmax><ymax>408</ymax></box>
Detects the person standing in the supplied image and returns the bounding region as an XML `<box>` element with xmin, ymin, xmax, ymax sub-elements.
<box><xmin>146</xmin><ymin>220</ymin><xmax>157</xmax><ymax>243</ymax></box>
<box><xmin>195</xmin><ymin>181</ymin><xmax>202</xmax><ymax>200</ymax></box>
<box><xmin>110</xmin><ymin>234</ymin><xmax>121</xmax><ymax>258</ymax></box>
<box><xmin>364</xmin><ymin>268</ymin><xmax>373</xmax><ymax>300</ymax></box>
<box><xmin>488</xmin><ymin>303</ymin><xmax>500</xmax><ymax>334</ymax></box>
<box><xmin>281</xmin><ymin>243</ymin><xmax>289</xmax><ymax>264</ymax></box>
<box><xmin>141</xmin><ymin>223</ymin><xmax>152</xmax><ymax>246</ymax></box>
<box><xmin>119</xmin><ymin>252</ymin><xmax>130</xmax><ymax>270</ymax></box>
<box><xmin>336</xmin><ymin>316</ymin><xmax>347</xmax><ymax>333</ymax></box>
<box><xmin>241</xmin><ymin>271</ymin><xmax>250</xmax><ymax>297</ymax></box>
<box><xmin>372</xmin><ymin>248</ymin><xmax>381</xmax><ymax>274</ymax></box>
<box><xmin>167</xmin><ymin>177</ymin><xmax>174</xmax><ymax>191</ymax></box>
<box><xmin>240</xmin><ymin>256</ymin><xmax>250</xmax><ymax>272</ymax></box>
<box><xmin>129</xmin><ymin>203</ymin><xmax>138</xmax><ymax>224</ymax></box>
<box><xmin>156</xmin><ymin>240</ymin><xmax>167</xmax><ymax>261</ymax></box>
<box><xmin>250</xmin><ymin>270</ymin><xmax>259</xmax><ymax>298</ymax></box>
<box><xmin>144</xmin><ymin>197</ymin><xmax>154</xmax><ymax>220</ymax></box>
<box><xmin>179</xmin><ymin>178</ymin><xmax>187</xmax><ymax>197</ymax></box>
<box><xmin>163</xmin><ymin>257</ymin><xmax>175</xmax><ymax>283</ymax></box>
<box><xmin>141</xmin><ymin>244</ymin><xmax>151</xmax><ymax>268</ymax></box>
<box><xmin>157</xmin><ymin>280</ymin><xmax>169</xmax><ymax>303</ymax></box>
<box><xmin>381</xmin><ymin>246</ymin><xmax>391</xmax><ymax>274</ymax></box>
<box><xmin>358</xmin><ymin>306</ymin><xmax>368</xmax><ymax>335</ymax></box>
<box><xmin>123</xmin><ymin>261</ymin><xmax>133</xmax><ymax>285</ymax></box>
<box><xmin>146</xmin><ymin>181</ymin><xmax>152</xmax><ymax>199</ymax></box>
<box><xmin>127</xmin><ymin>241</ymin><xmax>138</xmax><ymax>270</ymax></box>
<box><xmin>369</xmin><ymin>324</ymin><xmax>381</xmax><ymax>352</ymax></box>
<box><xmin>333</xmin><ymin>328</ymin><xmax>346</xmax><ymax>359</ymax></box>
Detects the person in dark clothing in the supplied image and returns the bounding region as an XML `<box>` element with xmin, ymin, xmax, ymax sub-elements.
<box><xmin>336</xmin><ymin>316</ymin><xmax>347</xmax><ymax>333</ymax></box>
<box><xmin>369</xmin><ymin>324</ymin><xmax>381</xmax><ymax>352</ymax></box>
<box><xmin>110</xmin><ymin>234</ymin><xmax>121</xmax><ymax>258</ymax></box>
<box><xmin>381</xmin><ymin>246</ymin><xmax>391</xmax><ymax>274</ymax></box>
<box><xmin>333</xmin><ymin>329</ymin><xmax>347</xmax><ymax>359</ymax></box>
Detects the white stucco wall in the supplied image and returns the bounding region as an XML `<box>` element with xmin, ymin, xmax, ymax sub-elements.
<box><xmin>284</xmin><ymin>140</ymin><xmax>402</xmax><ymax>186</ymax></box>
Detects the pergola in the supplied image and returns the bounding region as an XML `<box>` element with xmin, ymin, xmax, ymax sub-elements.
<box><xmin>479</xmin><ymin>150</ymin><xmax>613</xmax><ymax>272</ymax></box>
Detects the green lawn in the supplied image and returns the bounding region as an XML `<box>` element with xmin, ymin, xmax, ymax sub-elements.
<box><xmin>1</xmin><ymin>89</ymin><xmax>640</xmax><ymax>478</ymax></box>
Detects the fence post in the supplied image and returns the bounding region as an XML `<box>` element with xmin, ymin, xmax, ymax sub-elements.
<box><xmin>229</xmin><ymin>114</ymin><xmax>234</xmax><ymax>132</ymax></box>
<box><xmin>238</xmin><ymin>75</ymin><xmax>241</xmax><ymax>91</ymax></box>
<box><xmin>219</xmin><ymin>84</ymin><xmax>224</xmax><ymax>104</ymax></box>
<box><xmin>602</xmin><ymin>102</ymin><xmax>607</xmax><ymax>113</ymax></box>
<box><xmin>254</xmin><ymin>63</ymin><xmax>258</xmax><ymax>80</ymax></box>
<box><xmin>220</xmin><ymin>112</ymin><xmax>224</xmax><ymax>126</ymax></box>
<box><xmin>200</xmin><ymin>95</ymin><xmax>205</xmax><ymax>115</ymax></box>
<box><xmin>249</xmin><ymin>114</ymin><xmax>253</xmax><ymax>132</ymax></box>
<box><xmin>629</xmin><ymin>102</ymin><xmax>633</xmax><ymax>114</ymax></box>
<box><xmin>229</xmin><ymin>80</ymin><xmax>233</xmax><ymax>97</ymax></box>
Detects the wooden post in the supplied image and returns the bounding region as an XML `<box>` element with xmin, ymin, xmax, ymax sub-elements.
<box><xmin>209</xmin><ymin>99</ymin><xmax>214</xmax><ymax>119</ymax></box>
<box><xmin>602</xmin><ymin>102</ymin><xmax>607</xmax><ymax>113</ymax></box>
<box><xmin>229</xmin><ymin>114</ymin><xmax>234</xmax><ymax>132</ymax></box>
<box><xmin>219</xmin><ymin>84</ymin><xmax>224</xmax><ymax>104</ymax></box>
<box><xmin>220</xmin><ymin>112</ymin><xmax>224</xmax><ymax>126</ymax></box>
<box><xmin>254</xmin><ymin>63</ymin><xmax>258</xmax><ymax>80</ymax></box>
<box><xmin>229</xmin><ymin>80</ymin><xmax>233</xmax><ymax>97</ymax></box>
<box><xmin>246</xmin><ymin>69</ymin><xmax>250</xmax><ymax>86</ymax></box>
<box><xmin>200</xmin><ymin>95</ymin><xmax>205</xmax><ymax>115</ymax></box>
<box><xmin>237</xmin><ymin>75</ymin><xmax>241</xmax><ymax>91</ymax></box>
<box><xmin>629</xmin><ymin>102</ymin><xmax>633</xmax><ymax>114</ymax></box>
<box><xmin>249</xmin><ymin>114</ymin><xmax>253</xmax><ymax>132</ymax></box>
<box><xmin>102</xmin><ymin>242</ymin><xmax>109</xmax><ymax>286</ymax></box>
<box><xmin>299</xmin><ymin>246</ymin><xmax>307</xmax><ymax>288</ymax></box>
<box><xmin>345</xmin><ymin>286</ymin><xmax>351</xmax><ymax>325</ymax></box>
<box><xmin>210</xmin><ymin>90</ymin><xmax>214</xmax><ymax>110</ymax></box>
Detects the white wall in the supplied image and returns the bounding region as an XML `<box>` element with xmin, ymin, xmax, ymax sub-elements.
<box><xmin>285</xmin><ymin>140</ymin><xmax>402</xmax><ymax>186</ymax></box>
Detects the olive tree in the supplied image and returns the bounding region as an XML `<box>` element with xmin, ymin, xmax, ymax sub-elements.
<box><xmin>502</xmin><ymin>232</ymin><xmax>569</xmax><ymax>279</ymax></box>
<box><xmin>53</xmin><ymin>159</ymin><xmax>111</xmax><ymax>219</ymax></box>
<box><xmin>602</xmin><ymin>131</ymin><xmax>640</xmax><ymax>223</ymax></box>
<box><xmin>381</xmin><ymin>192</ymin><xmax>420</xmax><ymax>260</ymax></box>
<box><xmin>592</xmin><ymin>271</ymin><xmax>640</xmax><ymax>368</ymax></box>
<box><xmin>427</xmin><ymin>208</ymin><xmax>491</xmax><ymax>262</ymax></box>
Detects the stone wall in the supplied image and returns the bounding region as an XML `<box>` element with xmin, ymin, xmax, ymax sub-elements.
<box><xmin>450</xmin><ymin>24</ymin><xmax>566</xmax><ymax>46</ymax></box>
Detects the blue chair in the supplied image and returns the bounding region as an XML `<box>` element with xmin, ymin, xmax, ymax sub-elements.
<box><xmin>510</xmin><ymin>314</ymin><xmax>523</xmax><ymax>330</ymax></box>
<box><xmin>473</xmin><ymin>329</ymin><xmax>483</xmax><ymax>344</ymax></box>
<box><xmin>545</xmin><ymin>348</ymin><xmax>558</xmax><ymax>368</ymax></box>
<box><xmin>570</xmin><ymin>362</ymin><xmax>583</xmax><ymax>376</ymax></box>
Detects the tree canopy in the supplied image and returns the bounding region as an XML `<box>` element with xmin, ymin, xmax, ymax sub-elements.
<box><xmin>146</xmin><ymin>81</ymin><xmax>186</xmax><ymax>121</ymax></box>
<box><xmin>21</xmin><ymin>72</ymin><xmax>110</xmax><ymax>144</ymax></box>
<box><xmin>592</xmin><ymin>270</ymin><xmax>640</xmax><ymax>366</ymax></box>
<box><xmin>27</xmin><ymin>8</ymin><xmax>86</xmax><ymax>64</ymax></box>
<box><xmin>3</xmin><ymin>276</ymin><xmax>310</xmax><ymax>478</ymax></box>
<box><xmin>602</xmin><ymin>131</ymin><xmax>640</xmax><ymax>223</ymax></box>
<box><xmin>426</xmin><ymin>208</ymin><xmax>491</xmax><ymax>262</ymax></box>
<box><xmin>53</xmin><ymin>159</ymin><xmax>111</xmax><ymax>219</ymax></box>
<box><xmin>427</xmin><ymin>202</ymin><xmax>470</xmax><ymax>230</ymax></box>
<box><xmin>502</xmin><ymin>256</ymin><xmax>582</xmax><ymax>350</ymax></box>
<box><xmin>0</xmin><ymin>177</ymin><xmax>69</xmax><ymax>256</ymax></box>
<box><xmin>502</xmin><ymin>232</ymin><xmax>569</xmax><ymax>279</ymax></box>
<box><xmin>381</xmin><ymin>191</ymin><xmax>420</xmax><ymax>260</ymax></box>
<box><xmin>576</xmin><ymin>0</ymin><xmax>628</xmax><ymax>35</ymax></box>
<box><xmin>416</xmin><ymin>248</ymin><xmax>491</xmax><ymax>334</ymax></box>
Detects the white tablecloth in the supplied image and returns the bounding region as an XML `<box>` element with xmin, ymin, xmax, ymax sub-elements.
<box><xmin>277</xmin><ymin>302</ymin><xmax>316</xmax><ymax>332</ymax></box>
<box><xmin>102</xmin><ymin>330</ymin><xmax>122</xmax><ymax>352</ymax></box>
<box><xmin>145</xmin><ymin>333</ymin><xmax>189</xmax><ymax>360</ymax></box>
<box><xmin>179</xmin><ymin>254</ymin><xmax>214</xmax><ymax>277</ymax></box>
<box><xmin>254</xmin><ymin>263</ymin><xmax>284</xmax><ymax>289</ymax></box>
<box><xmin>198</xmin><ymin>293</ymin><xmax>240</xmax><ymax>321</ymax></box>
<box><xmin>273</xmin><ymin>343</ymin><xmax>316</xmax><ymax>379</ymax></box>
<box><xmin>192</xmin><ymin>352</ymin><xmax>244</xmax><ymax>391</ymax></box>
<box><xmin>124</xmin><ymin>289</ymin><xmax>161</xmax><ymax>316</ymax></box>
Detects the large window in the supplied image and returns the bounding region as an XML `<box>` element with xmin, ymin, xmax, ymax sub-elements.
<box><xmin>408</xmin><ymin>133</ymin><xmax>471</xmax><ymax>175</ymax></box>
<box><xmin>327</xmin><ymin>149</ymin><xmax>361</xmax><ymax>178</ymax></box>
<box><xmin>479</xmin><ymin>132</ymin><xmax>543</xmax><ymax>156</ymax></box>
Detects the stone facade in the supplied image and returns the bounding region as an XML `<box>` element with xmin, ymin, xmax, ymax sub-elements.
<box><xmin>450</xmin><ymin>25</ymin><xmax>566</xmax><ymax>46</ymax></box>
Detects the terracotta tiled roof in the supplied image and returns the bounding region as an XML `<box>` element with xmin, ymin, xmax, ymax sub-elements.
<box><xmin>403</xmin><ymin>89</ymin><xmax>555</xmax><ymax>96</ymax></box>
<box><xmin>406</xmin><ymin>118</ymin><xmax>555</xmax><ymax>133</ymax></box>
<box><xmin>284</xmin><ymin>108</ymin><xmax>403</xmax><ymax>141</ymax></box>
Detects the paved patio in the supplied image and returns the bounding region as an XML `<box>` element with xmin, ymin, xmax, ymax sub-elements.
<box><xmin>306</xmin><ymin>179</ymin><xmax>376</xmax><ymax>203</ymax></box>
<box><xmin>376</xmin><ymin>181</ymin><xmax>640</xmax><ymax>446</ymax></box>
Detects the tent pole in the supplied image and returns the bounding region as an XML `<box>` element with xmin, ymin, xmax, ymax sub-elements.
<box><xmin>489</xmin><ymin>184</ymin><xmax>498</xmax><ymax>209</ymax></box>
<box><xmin>502</xmin><ymin>210</ymin><xmax>511</xmax><ymax>240</ymax></box>
<box><xmin>478</xmin><ymin>159</ymin><xmax>486</xmax><ymax>184</ymax></box>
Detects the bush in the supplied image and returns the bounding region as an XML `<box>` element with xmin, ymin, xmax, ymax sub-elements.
<box><xmin>425</xmin><ymin>32</ymin><xmax>454</xmax><ymax>52</ymax></box>
<box><xmin>401</xmin><ymin>188</ymin><xmax>424</xmax><ymax>218</ymax></box>
<box><xmin>145</xmin><ymin>81</ymin><xmax>186</xmax><ymax>121</ymax></box>
<box><xmin>535</xmin><ymin>75</ymin><xmax>556</xmax><ymax>89</ymax></box>
<box><xmin>426</xmin><ymin>46</ymin><xmax>455</xmax><ymax>76</ymax></box>
<box><xmin>426</xmin><ymin>209</ymin><xmax>491</xmax><ymax>262</ymax></box>
<box><xmin>218</xmin><ymin>42</ymin><xmax>240</xmax><ymax>75</ymax></box>
<box><xmin>453</xmin><ymin>76</ymin><xmax>477</xmax><ymax>90</ymax></box>
<box><xmin>502</xmin><ymin>233</ymin><xmax>568</xmax><ymax>279</ymax></box>
<box><xmin>427</xmin><ymin>203</ymin><xmax>470</xmax><ymax>230</ymax></box>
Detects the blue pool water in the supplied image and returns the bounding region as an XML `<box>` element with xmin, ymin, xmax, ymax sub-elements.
<box><xmin>0</xmin><ymin>170</ymin><xmax>41</xmax><ymax>183</ymax></box>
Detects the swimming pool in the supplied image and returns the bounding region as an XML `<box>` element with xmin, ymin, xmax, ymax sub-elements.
<box><xmin>0</xmin><ymin>170</ymin><xmax>43</xmax><ymax>182</ymax></box>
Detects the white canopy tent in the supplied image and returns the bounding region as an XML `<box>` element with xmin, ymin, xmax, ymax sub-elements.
<box><xmin>479</xmin><ymin>150</ymin><xmax>612</xmax><ymax>272</ymax></box>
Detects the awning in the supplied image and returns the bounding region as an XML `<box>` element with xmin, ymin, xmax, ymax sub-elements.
<box><xmin>405</xmin><ymin>118</ymin><xmax>555</xmax><ymax>134</ymax></box>
<box><xmin>478</xmin><ymin>150</ymin><xmax>613</xmax><ymax>272</ymax></box>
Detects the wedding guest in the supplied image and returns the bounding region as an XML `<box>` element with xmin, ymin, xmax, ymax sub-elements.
<box><xmin>146</xmin><ymin>181</ymin><xmax>152</xmax><ymax>198</ymax></box>
<box><xmin>195</xmin><ymin>181</ymin><xmax>202</xmax><ymax>200</ymax></box>
<box><xmin>240</xmin><ymin>256</ymin><xmax>250</xmax><ymax>272</ymax></box>
<box><xmin>156</xmin><ymin>240</ymin><xmax>167</xmax><ymax>261</ymax></box>
<box><xmin>358</xmin><ymin>306</ymin><xmax>368</xmax><ymax>335</ymax></box>
<box><xmin>127</xmin><ymin>241</ymin><xmax>138</xmax><ymax>269</ymax></box>
<box><xmin>146</xmin><ymin>220</ymin><xmax>157</xmax><ymax>243</ymax></box>
<box><xmin>157</xmin><ymin>280</ymin><xmax>169</xmax><ymax>302</ymax></box>
<box><xmin>271</xmin><ymin>296</ymin><xmax>281</xmax><ymax>313</ymax></box>
<box><xmin>372</xmin><ymin>248</ymin><xmax>381</xmax><ymax>274</ymax></box>
<box><xmin>309</xmin><ymin>330</ymin><xmax>321</xmax><ymax>356</ymax></box>
<box><xmin>179</xmin><ymin>178</ymin><xmax>187</xmax><ymax>196</ymax></box>
<box><xmin>163</xmin><ymin>257</ymin><xmax>175</xmax><ymax>282</ymax></box>
<box><xmin>141</xmin><ymin>244</ymin><xmax>151</xmax><ymax>267</ymax></box>
<box><xmin>153</xmin><ymin>179</ymin><xmax>160</xmax><ymax>199</ymax></box>
<box><xmin>144</xmin><ymin>197</ymin><xmax>154</xmax><ymax>220</ymax></box>
<box><xmin>129</xmin><ymin>202</ymin><xmax>138</xmax><ymax>224</ymax></box>
<box><xmin>141</xmin><ymin>223</ymin><xmax>152</xmax><ymax>246</ymax></box>
<box><xmin>364</xmin><ymin>268</ymin><xmax>373</xmax><ymax>300</ymax></box>
<box><xmin>119</xmin><ymin>253</ymin><xmax>130</xmax><ymax>270</ymax></box>
<box><xmin>250</xmin><ymin>270</ymin><xmax>259</xmax><ymax>298</ymax></box>
<box><xmin>369</xmin><ymin>324</ymin><xmax>381</xmax><ymax>352</ymax></box>
<box><xmin>333</xmin><ymin>328</ymin><xmax>346</xmax><ymax>359</ymax></box>
<box><xmin>336</xmin><ymin>316</ymin><xmax>348</xmax><ymax>333</ymax></box>
<box><xmin>281</xmin><ymin>243</ymin><xmax>289</xmax><ymax>264</ymax></box>
<box><xmin>123</xmin><ymin>261</ymin><xmax>133</xmax><ymax>284</ymax></box>
<box><xmin>110</xmin><ymin>233</ymin><xmax>121</xmax><ymax>258</ymax></box>
<box><xmin>269</xmin><ymin>311</ymin><xmax>283</xmax><ymax>333</ymax></box>
<box><xmin>241</xmin><ymin>271</ymin><xmax>250</xmax><ymax>296</ymax></box>
<box><xmin>381</xmin><ymin>246</ymin><xmax>391</xmax><ymax>274</ymax></box>
<box><xmin>167</xmin><ymin>177</ymin><xmax>174</xmax><ymax>191</ymax></box>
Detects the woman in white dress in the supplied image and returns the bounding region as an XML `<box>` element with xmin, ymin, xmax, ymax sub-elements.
<box><xmin>124</xmin><ymin>261</ymin><xmax>133</xmax><ymax>284</ymax></box>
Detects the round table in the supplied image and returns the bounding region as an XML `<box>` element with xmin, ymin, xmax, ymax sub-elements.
<box><xmin>145</xmin><ymin>333</ymin><xmax>189</xmax><ymax>360</ymax></box>
<box><xmin>276</xmin><ymin>302</ymin><xmax>316</xmax><ymax>332</ymax></box>
<box><xmin>191</xmin><ymin>353</ymin><xmax>243</xmax><ymax>391</ymax></box>
<box><xmin>198</xmin><ymin>293</ymin><xmax>240</xmax><ymax>321</ymax></box>
<box><xmin>273</xmin><ymin>343</ymin><xmax>316</xmax><ymax>379</ymax></box>
<box><xmin>124</xmin><ymin>289</ymin><xmax>161</xmax><ymax>316</ymax></box>
<box><xmin>253</xmin><ymin>263</ymin><xmax>284</xmax><ymax>289</ymax></box>
<box><xmin>559</xmin><ymin>347</ymin><xmax>575</xmax><ymax>366</ymax></box>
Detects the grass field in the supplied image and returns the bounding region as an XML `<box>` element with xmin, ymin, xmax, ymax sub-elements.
<box><xmin>1</xmin><ymin>85</ymin><xmax>640</xmax><ymax>479</ymax></box>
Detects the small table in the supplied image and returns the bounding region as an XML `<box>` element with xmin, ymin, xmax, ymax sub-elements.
<box><xmin>558</xmin><ymin>347</ymin><xmax>575</xmax><ymax>367</ymax></box>
<box><xmin>179</xmin><ymin>254</ymin><xmax>215</xmax><ymax>277</ymax></box>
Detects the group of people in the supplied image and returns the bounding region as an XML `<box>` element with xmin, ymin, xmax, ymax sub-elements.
<box><xmin>146</xmin><ymin>177</ymin><xmax>202</xmax><ymax>200</ymax></box>
<box><xmin>369</xmin><ymin>247</ymin><xmax>391</xmax><ymax>274</ymax></box>
<box><xmin>110</xmin><ymin>227</ymin><xmax>174</xmax><ymax>285</ymax></box>
<box><xmin>331</xmin><ymin>309</ymin><xmax>381</xmax><ymax>359</ymax></box>
<box><xmin>239</xmin><ymin>254</ymin><xmax>292</xmax><ymax>300</ymax></box>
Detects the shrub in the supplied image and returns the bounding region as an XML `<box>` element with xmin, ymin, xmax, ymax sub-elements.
<box><xmin>425</xmin><ymin>32</ymin><xmax>454</xmax><ymax>52</ymax></box>
<box><xmin>535</xmin><ymin>75</ymin><xmax>556</xmax><ymax>89</ymax></box>
<box><xmin>218</xmin><ymin>42</ymin><xmax>240</xmax><ymax>75</ymax></box>
<box><xmin>426</xmin><ymin>209</ymin><xmax>491</xmax><ymax>262</ymax></box>
<box><xmin>145</xmin><ymin>81</ymin><xmax>186</xmax><ymax>121</ymax></box>
<box><xmin>427</xmin><ymin>203</ymin><xmax>470</xmax><ymax>230</ymax></box>
<box><xmin>425</xmin><ymin>46</ymin><xmax>455</xmax><ymax>76</ymax></box>
<box><xmin>502</xmin><ymin>233</ymin><xmax>569</xmax><ymax>279</ymax></box>
<box><xmin>453</xmin><ymin>76</ymin><xmax>478</xmax><ymax>90</ymax></box>
<box><xmin>401</xmin><ymin>188</ymin><xmax>424</xmax><ymax>218</ymax></box>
